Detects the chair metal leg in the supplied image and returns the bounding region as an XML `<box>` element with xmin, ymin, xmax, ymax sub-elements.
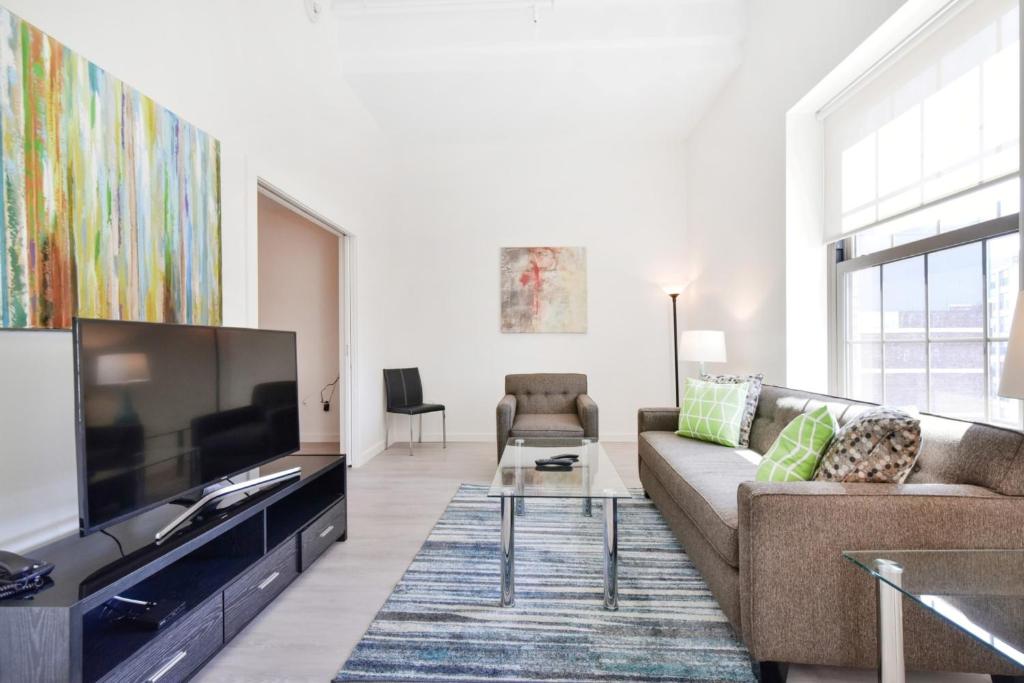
<box><xmin>443</xmin><ymin>410</ymin><xmax>447</xmax><ymax>448</ymax></box>
<box><xmin>409</xmin><ymin>415</ymin><xmax>414</xmax><ymax>456</ymax></box>
<box><xmin>418</xmin><ymin>414</ymin><xmax>423</xmax><ymax>443</ymax></box>
<box><xmin>384</xmin><ymin>414</ymin><xmax>389</xmax><ymax>450</ymax></box>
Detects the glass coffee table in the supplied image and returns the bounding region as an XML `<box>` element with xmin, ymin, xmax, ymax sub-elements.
<box><xmin>488</xmin><ymin>437</ymin><xmax>632</xmax><ymax>610</ymax></box>
<box><xmin>844</xmin><ymin>550</ymin><xmax>1024</xmax><ymax>682</ymax></box>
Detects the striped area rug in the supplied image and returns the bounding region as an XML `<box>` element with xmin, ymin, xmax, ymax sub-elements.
<box><xmin>336</xmin><ymin>484</ymin><xmax>754</xmax><ymax>682</ymax></box>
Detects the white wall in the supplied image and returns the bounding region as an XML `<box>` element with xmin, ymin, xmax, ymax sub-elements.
<box><xmin>0</xmin><ymin>0</ymin><xmax>400</xmax><ymax>551</ymax></box>
<box><xmin>258</xmin><ymin>194</ymin><xmax>341</xmax><ymax>444</ymax></box>
<box><xmin>389</xmin><ymin>138</ymin><xmax>687</xmax><ymax>442</ymax></box>
<box><xmin>682</xmin><ymin>0</ymin><xmax>906</xmax><ymax>387</ymax></box>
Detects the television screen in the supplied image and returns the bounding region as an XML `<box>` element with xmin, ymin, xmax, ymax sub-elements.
<box><xmin>73</xmin><ymin>318</ymin><xmax>299</xmax><ymax>533</ymax></box>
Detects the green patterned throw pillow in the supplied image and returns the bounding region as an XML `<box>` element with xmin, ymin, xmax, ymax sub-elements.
<box><xmin>755</xmin><ymin>405</ymin><xmax>837</xmax><ymax>482</ymax></box>
<box><xmin>677</xmin><ymin>378</ymin><xmax>750</xmax><ymax>447</ymax></box>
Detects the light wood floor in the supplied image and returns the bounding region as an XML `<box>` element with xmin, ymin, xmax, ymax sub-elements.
<box><xmin>195</xmin><ymin>442</ymin><xmax>985</xmax><ymax>683</ymax></box>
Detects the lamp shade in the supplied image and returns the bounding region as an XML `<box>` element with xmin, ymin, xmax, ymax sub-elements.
<box><xmin>678</xmin><ymin>330</ymin><xmax>726</xmax><ymax>363</ymax></box>
<box><xmin>1000</xmin><ymin>293</ymin><xmax>1024</xmax><ymax>399</ymax></box>
<box><xmin>96</xmin><ymin>352</ymin><xmax>151</xmax><ymax>386</ymax></box>
<box><xmin>662</xmin><ymin>284</ymin><xmax>686</xmax><ymax>296</ymax></box>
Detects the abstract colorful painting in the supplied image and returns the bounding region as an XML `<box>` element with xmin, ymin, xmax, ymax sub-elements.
<box><xmin>500</xmin><ymin>247</ymin><xmax>587</xmax><ymax>333</ymax></box>
<box><xmin>0</xmin><ymin>9</ymin><xmax>221</xmax><ymax>329</ymax></box>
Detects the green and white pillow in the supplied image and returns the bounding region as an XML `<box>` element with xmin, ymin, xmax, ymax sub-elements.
<box><xmin>755</xmin><ymin>405</ymin><xmax>837</xmax><ymax>482</ymax></box>
<box><xmin>677</xmin><ymin>378</ymin><xmax>750</xmax><ymax>448</ymax></box>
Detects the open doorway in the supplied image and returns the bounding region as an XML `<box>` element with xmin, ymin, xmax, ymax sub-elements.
<box><xmin>257</xmin><ymin>186</ymin><xmax>346</xmax><ymax>456</ymax></box>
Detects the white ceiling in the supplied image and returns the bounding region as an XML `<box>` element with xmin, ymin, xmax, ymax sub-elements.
<box><xmin>331</xmin><ymin>0</ymin><xmax>749</xmax><ymax>142</ymax></box>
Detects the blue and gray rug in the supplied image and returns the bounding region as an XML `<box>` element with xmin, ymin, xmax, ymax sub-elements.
<box><xmin>336</xmin><ymin>484</ymin><xmax>753</xmax><ymax>682</ymax></box>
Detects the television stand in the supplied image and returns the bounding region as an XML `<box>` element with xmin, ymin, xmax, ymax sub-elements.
<box><xmin>0</xmin><ymin>454</ymin><xmax>346</xmax><ymax>683</ymax></box>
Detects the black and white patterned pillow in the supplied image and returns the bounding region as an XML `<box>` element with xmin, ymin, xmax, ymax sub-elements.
<box><xmin>813</xmin><ymin>407</ymin><xmax>921</xmax><ymax>483</ymax></box>
<box><xmin>700</xmin><ymin>373</ymin><xmax>764</xmax><ymax>448</ymax></box>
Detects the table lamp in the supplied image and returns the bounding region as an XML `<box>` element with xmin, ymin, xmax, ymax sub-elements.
<box><xmin>679</xmin><ymin>330</ymin><xmax>726</xmax><ymax>377</ymax></box>
<box><xmin>999</xmin><ymin>293</ymin><xmax>1024</xmax><ymax>401</ymax></box>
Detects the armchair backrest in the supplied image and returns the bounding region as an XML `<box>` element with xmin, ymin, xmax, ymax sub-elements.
<box><xmin>384</xmin><ymin>368</ymin><xmax>424</xmax><ymax>411</ymax></box>
<box><xmin>505</xmin><ymin>373</ymin><xmax>587</xmax><ymax>414</ymax></box>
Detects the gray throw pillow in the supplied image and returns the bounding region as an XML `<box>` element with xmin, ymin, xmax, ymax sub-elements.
<box><xmin>813</xmin><ymin>407</ymin><xmax>921</xmax><ymax>483</ymax></box>
<box><xmin>700</xmin><ymin>373</ymin><xmax>764</xmax><ymax>448</ymax></box>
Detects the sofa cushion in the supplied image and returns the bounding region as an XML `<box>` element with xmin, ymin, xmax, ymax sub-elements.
<box><xmin>751</xmin><ymin>385</ymin><xmax>1024</xmax><ymax>496</ymax></box>
<box><xmin>814</xmin><ymin>406</ymin><xmax>921</xmax><ymax>483</ymax></box>
<box><xmin>639</xmin><ymin>431</ymin><xmax>758</xmax><ymax>568</ymax></box>
<box><xmin>677</xmin><ymin>378</ymin><xmax>750</xmax><ymax>448</ymax></box>
<box><xmin>701</xmin><ymin>372</ymin><xmax>765</xmax><ymax>448</ymax></box>
<box><xmin>511</xmin><ymin>413</ymin><xmax>584</xmax><ymax>437</ymax></box>
<box><xmin>756</xmin><ymin>404</ymin><xmax>837</xmax><ymax>482</ymax></box>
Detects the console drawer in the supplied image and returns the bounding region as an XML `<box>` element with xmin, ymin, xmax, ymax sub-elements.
<box><xmin>99</xmin><ymin>596</ymin><xmax>222</xmax><ymax>683</ymax></box>
<box><xmin>224</xmin><ymin>540</ymin><xmax>298</xmax><ymax>641</ymax></box>
<box><xmin>299</xmin><ymin>498</ymin><xmax>346</xmax><ymax>571</ymax></box>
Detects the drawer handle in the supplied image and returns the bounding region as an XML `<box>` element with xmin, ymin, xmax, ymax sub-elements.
<box><xmin>258</xmin><ymin>571</ymin><xmax>281</xmax><ymax>591</ymax></box>
<box><xmin>147</xmin><ymin>650</ymin><xmax>188</xmax><ymax>683</ymax></box>
<box><xmin>319</xmin><ymin>524</ymin><xmax>335</xmax><ymax>539</ymax></box>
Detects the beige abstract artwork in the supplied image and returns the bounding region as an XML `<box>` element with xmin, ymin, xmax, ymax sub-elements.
<box><xmin>500</xmin><ymin>247</ymin><xmax>587</xmax><ymax>333</ymax></box>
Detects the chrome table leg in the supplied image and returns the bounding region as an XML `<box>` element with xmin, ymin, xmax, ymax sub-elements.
<box><xmin>603</xmin><ymin>498</ymin><xmax>618</xmax><ymax>610</ymax></box>
<box><xmin>501</xmin><ymin>493</ymin><xmax>515</xmax><ymax>606</ymax></box>
<box><xmin>875</xmin><ymin>559</ymin><xmax>905</xmax><ymax>683</ymax></box>
<box><xmin>582</xmin><ymin>497</ymin><xmax>592</xmax><ymax>516</ymax></box>
<box><xmin>442</xmin><ymin>410</ymin><xmax>447</xmax><ymax>448</ymax></box>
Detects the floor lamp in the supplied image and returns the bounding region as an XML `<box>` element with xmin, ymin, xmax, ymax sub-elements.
<box><xmin>662</xmin><ymin>285</ymin><xmax>685</xmax><ymax>406</ymax></box>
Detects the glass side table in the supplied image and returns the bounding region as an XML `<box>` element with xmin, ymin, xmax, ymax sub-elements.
<box><xmin>844</xmin><ymin>550</ymin><xmax>1024</xmax><ymax>683</ymax></box>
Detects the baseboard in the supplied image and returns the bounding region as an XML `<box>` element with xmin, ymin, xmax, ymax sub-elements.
<box><xmin>358</xmin><ymin>439</ymin><xmax>387</xmax><ymax>467</ymax></box>
<box><xmin>301</xmin><ymin>432</ymin><xmax>341</xmax><ymax>443</ymax></box>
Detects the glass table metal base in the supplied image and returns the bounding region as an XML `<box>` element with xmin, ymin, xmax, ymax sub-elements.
<box><xmin>492</xmin><ymin>438</ymin><xmax>630</xmax><ymax>612</ymax></box>
<box><xmin>844</xmin><ymin>550</ymin><xmax>1024</xmax><ymax>682</ymax></box>
<box><xmin>499</xmin><ymin>494</ymin><xmax>618</xmax><ymax>610</ymax></box>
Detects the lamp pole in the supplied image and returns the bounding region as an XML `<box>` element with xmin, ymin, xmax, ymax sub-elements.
<box><xmin>670</xmin><ymin>292</ymin><xmax>680</xmax><ymax>406</ymax></box>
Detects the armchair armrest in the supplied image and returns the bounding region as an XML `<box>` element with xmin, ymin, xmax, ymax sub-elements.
<box><xmin>737</xmin><ymin>481</ymin><xmax>1024</xmax><ymax>671</ymax></box>
<box><xmin>496</xmin><ymin>394</ymin><xmax>517</xmax><ymax>460</ymax></box>
<box><xmin>577</xmin><ymin>394</ymin><xmax>598</xmax><ymax>441</ymax></box>
<box><xmin>637</xmin><ymin>407</ymin><xmax>679</xmax><ymax>434</ymax></box>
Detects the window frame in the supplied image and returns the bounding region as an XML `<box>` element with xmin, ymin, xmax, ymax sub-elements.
<box><xmin>833</xmin><ymin>212</ymin><xmax>1021</xmax><ymax>424</ymax></box>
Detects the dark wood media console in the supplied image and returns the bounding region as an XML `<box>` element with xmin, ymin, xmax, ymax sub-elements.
<box><xmin>0</xmin><ymin>454</ymin><xmax>347</xmax><ymax>683</ymax></box>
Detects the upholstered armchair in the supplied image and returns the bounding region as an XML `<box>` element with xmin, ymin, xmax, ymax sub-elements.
<box><xmin>496</xmin><ymin>373</ymin><xmax>598</xmax><ymax>459</ymax></box>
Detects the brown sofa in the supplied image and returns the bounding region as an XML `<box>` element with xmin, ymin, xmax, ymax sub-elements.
<box><xmin>496</xmin><ymin>373</ymin><xmax>598</xmax><ymax>459</ymax></box>
<box><xmin>638</xmin><ymin>384</ymin><xmax>1024</xmax><ymax>681</ymax></box>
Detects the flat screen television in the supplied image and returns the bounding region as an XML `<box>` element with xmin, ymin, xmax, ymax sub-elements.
<box><xmin>73</xmin><ymin>318</ymin><xmax>299</xmax><ymax>534</ymax></box>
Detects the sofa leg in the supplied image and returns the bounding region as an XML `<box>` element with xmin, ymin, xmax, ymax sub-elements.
<box><xmin>751</xmin><ymin>660</ymin><xmax>788</xmax><ymax>683</ymax></box>
<box><xmin>643</xmin><ymin>490</ymin><xmax>650</xmax><ymax>499</ymax></box>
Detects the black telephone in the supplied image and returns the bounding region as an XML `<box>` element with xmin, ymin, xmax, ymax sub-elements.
<box><xmin>0</xmin><ymin>550</ymin><xmax>54</xmax><ymax>584</ymax></box>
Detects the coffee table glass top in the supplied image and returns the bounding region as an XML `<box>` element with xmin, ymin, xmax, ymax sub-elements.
<box><xmin>487</xmin><ymin>438</ymin><xmax>632</xmax><ymax>499</ymax></box>
<box><xmin>844</xmin><ymin>549</ymin><xmax>1024</xmax><ymax>666</ymax></box>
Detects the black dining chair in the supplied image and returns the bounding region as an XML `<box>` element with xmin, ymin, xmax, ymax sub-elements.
<box><xmin>383</xmin><ymin>368</ymin><xmax>446</xmax><ymax>456</ymax></box>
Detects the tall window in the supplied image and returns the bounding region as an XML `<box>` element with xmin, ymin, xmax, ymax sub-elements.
<box><xmin>840</xmin><ymin>225</ymin><xmax>1020</xmax><ymax>426</ymax></box>
<box><xmin>828</xmin><ymin>0</ymin><xmax>1021</xmax><ymax>426</ymax></box>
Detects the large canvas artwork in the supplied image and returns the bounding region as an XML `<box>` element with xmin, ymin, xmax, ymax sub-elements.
<box><xmin>500</xmin><ymin>247</ymin><xmax>587</xmax><ymax>333</ymax></box>
<box><xmin>0</xmin><ymin>9</ymin><xmax>221</xmax><ymax>329</ymax></box>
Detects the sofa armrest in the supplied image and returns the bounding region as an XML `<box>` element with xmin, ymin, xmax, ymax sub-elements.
<box><xmin>577</xmin><ymin>394</ymin><xmax>598</xmax><ymax>441</ymax></box>
<box><xmin>637</xmin><ymin>407</ymin><xmax>679</xmax><ymax>434</ymax></box>
<box><xmin>738</xmin><ymin>481</ymin><xmax>1024</xmax><ymax>671</ymax></box>
<box><xmin>496</xmin><ymin>394</ymin><xmax>517</xmax><ymax>460</ymax></box>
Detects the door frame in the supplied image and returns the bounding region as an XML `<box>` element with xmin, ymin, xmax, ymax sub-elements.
<box><xmin>255</xmin><ymin>178</ymin><xmax>357</xmax><ymax>466</ymax></box>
